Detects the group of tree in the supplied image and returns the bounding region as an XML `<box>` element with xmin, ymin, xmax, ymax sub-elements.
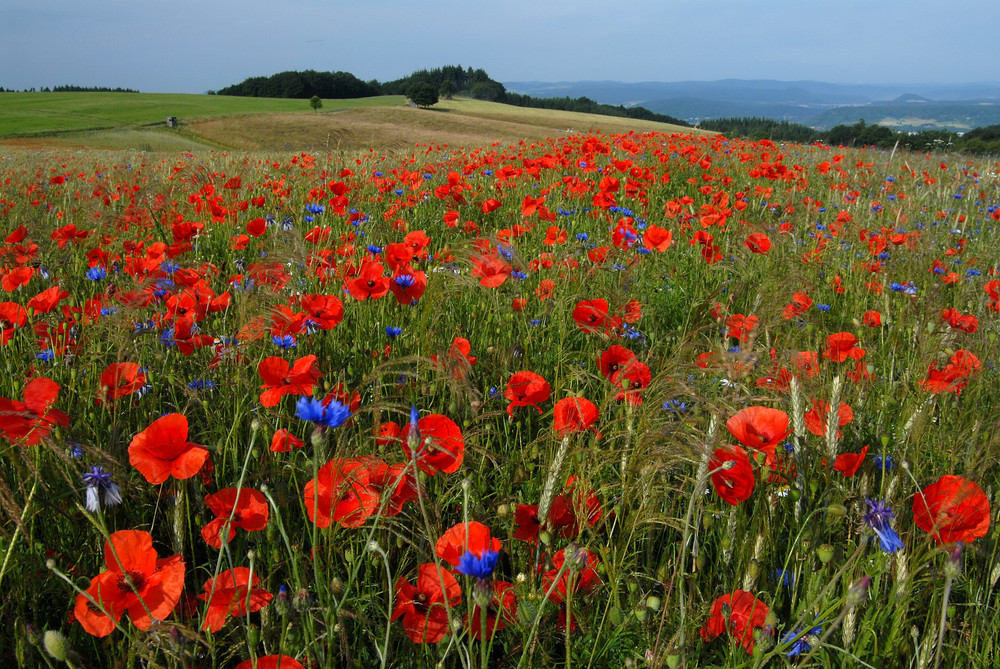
<box><xmin>217</xmin><ymin>65</ymin><xmax>690</xmax><ymax>126</ymax></box>
<box><xmin>217</xmin><ymin>70</ymin><xmax>380</xmax><ymax>99</ymax></box>
<box><xmin>0</xmin><ymin>85</ymin><xmax>139</xmax><ymax>93</ymax></box>
<box><xmin>698</xmin><ymin>116</ymin><xmax>1000</xmax><ymax>154</ymax></box>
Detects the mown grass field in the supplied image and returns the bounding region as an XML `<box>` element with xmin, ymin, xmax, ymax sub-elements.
<box><xmin>0</xmin><ymin>96</ymin><xmax>998</xmax><ymax>669</ymax></box>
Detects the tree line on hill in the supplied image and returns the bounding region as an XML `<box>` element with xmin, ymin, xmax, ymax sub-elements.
<box><xmin>0</xmin><ymin>85</ymin><xmax>140</xmax><ymax>93</ymax></box>
<box><xmin>698</xmin><ymin>117</ymin><xmax>1000</xmax><ymax>154</ymax></box>
<box><xmin>215</xmin><ymin>65</ymin><xmax>691</xmax><ymax>127</ymax></box>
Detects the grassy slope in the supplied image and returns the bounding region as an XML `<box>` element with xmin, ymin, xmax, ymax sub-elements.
<box><xmin>0</xmin><ymin>92</ymin><xmax>403</xmax><ymax>137</ymax></box>
<box><xmin>0</xmin><ymin>93</ymin><xmax>704</xmax><ymax>153</ymax></box>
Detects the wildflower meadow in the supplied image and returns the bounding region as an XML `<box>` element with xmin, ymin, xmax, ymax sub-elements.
<box><xmin>1</xmin><ymin>130</ymin><xmax>998</xmax><ymax>668</ymax></box>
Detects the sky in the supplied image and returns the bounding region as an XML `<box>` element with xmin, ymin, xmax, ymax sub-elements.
<box><xmin>2</xmin><ymin>0</ymin><xmax>998</xmax><ymax>94</ymax></box>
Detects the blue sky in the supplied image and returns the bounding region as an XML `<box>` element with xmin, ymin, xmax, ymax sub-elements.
<box><xmin>2</xmin><ymin>0</ymin><xmax>998</xmax><ymax>93</ymax></box>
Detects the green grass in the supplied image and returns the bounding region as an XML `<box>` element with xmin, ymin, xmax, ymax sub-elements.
<box><xmin>0</xmin><ymin>92</ymin><xmax>404</xmax><ymax>138</ymax></box>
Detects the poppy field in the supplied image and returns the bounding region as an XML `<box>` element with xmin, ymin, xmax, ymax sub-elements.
<box><xmin>1</xmin><ymin>130</ymin><xmax>998</xmax><ymax>668</ymax></box>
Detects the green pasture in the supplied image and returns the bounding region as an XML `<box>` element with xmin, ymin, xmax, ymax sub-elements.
<box><xmin>0</xmin><ymin>92</ymin><xmax>404</xmax><ymax>138</ymax></box>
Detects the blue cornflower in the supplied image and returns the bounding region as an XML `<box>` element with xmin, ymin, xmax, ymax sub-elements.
<box><xmin>816</xmin><ymin>304</ymin><xmax>831</xmax><ymax>311</ymax></box>
<box><xmin>576</xmin><ymin>232</ymin><xmax>588</xmax><ymax>242</ymax></box>
<box><xmin>385</xmin><ymin>326</ymin><xmax>402</xmax><ymax>339</ymax></box>
<box><xmin>393</xmin><ymin>275</ymin><xmax>416</xmax><ymax>289</ymax></box>
<box><xmin>367</xmin><ymin>244</ymin><xmax>383</xmax><ymax>254</ymax></box>
<box><xmin>159</xmin><ymin>327</ymin><xmax>176</xmax><ymax>348</ymax></box>
<box><xmin>662</xmin><ymin>399</ymin><xmax>690</xmax><ymax>413</ymax></box>
<box><xmin>188</xmin><ymin>379</ymin><xmax>217</xmax><ymax>391</ymax></box>
<box><xmin>296</xmin><ymin>396</ymin><xmax>352</xmax><ymax>429</ymax></box>
<box><xmin>773</xmin><ymin>568</ymin><xmax>795</xmax><ymax>587</ymax></box>
<box><xmin>874</xmin><ymin>453</ymin><xmax>894</xmax><ymax>470</ymax></box>
<box><xmin>456</xmin><ymin>549</ymin><xmax>500</xmax><ymax>581</ymax></box>
<box><xmin>82</xmin><ymin>466</ymin><xmax>122</xmax><ymax>513</ymax></box>
<box><xmin>511</xmin><ymin>270</ymin><xmax>528</xmax><ymax>280</ymax></box>
<box><xmin>864</xmin><ymin>499</ymin><xmax>904</xmax><ymax>553</ymax></box>
<box><xmin>782</xmin><ymin>624</ymin><xmax>822</xmax><ymax>657</ymax></box>
<box><xmin>272</xmin><ymin>334</ymin><xmax>297</xmax><ymax>349</ymax></box>
<box><xmin>85</xmin><ymin>266</ymin><xmax>107</xmax><ymax>282</ymax></box>
<box><xmin>36</xmin><ymin>349</ymin><xmax>55</xmax><ymax>362</ymax></box>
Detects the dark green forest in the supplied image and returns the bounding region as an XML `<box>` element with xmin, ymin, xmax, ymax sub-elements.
<box><xmin>698</xmin><ymin>116</ymin><xmax>1000</xmax><ymax>154</ymax></box>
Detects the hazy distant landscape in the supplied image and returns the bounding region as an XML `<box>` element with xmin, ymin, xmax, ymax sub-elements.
<box><xmin>505</xmin><ymin>79</ymin><xmax>1000</xmax><ymax>130</ymax></box>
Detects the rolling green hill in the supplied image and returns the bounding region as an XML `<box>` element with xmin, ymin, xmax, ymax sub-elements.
<box><xmin>0</xmin><ymin>92</ymin><xmax>402</xmax><ymax>138</ymax></box>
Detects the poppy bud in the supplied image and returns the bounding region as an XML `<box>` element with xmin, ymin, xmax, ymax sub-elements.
<box><xmin>247</xmin><ymin>625</ymin><xmax>260</xmax><ymax>648</ymax></box>
<box><xmin>816</xmin><ymin>543</ymin><xmax>835</xmax><ymax>563</ymax></box>
<box><xmin>632</xmin><ymin>606</ymin><xmax>645</xmax><ymax>623</ymax></box>
<box><xmin>42</xmin><ymin>630</ymin><xmax>69</xmax><ymax>662</ymax></box>
<box><xmin>827</xmin><ymin>504</ymin><xmax>847</xmax><ymax>518</ymax></box>
<box><xmin>665</xmin><ymin>651</ymin><xmax>682</xmax><ymax>668</ymax></box>
<box><xmin>646</xmin><ymin>595</ymin><xmax>662</xmax><ymax>611</ymax></box>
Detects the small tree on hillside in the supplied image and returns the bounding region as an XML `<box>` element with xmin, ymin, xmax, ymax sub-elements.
<box><xmin>407</xmin><ymin>82</ymin><xmax>439</xmax><ymax>109</ymax></box>
<box><xmin>309</xmin><ymin>95</ymin><xmax>322</xmax><ymax>112</ymax></box>
<box><xmin>439</xmin><ymin>80</ymin><xmax>456</xmax><ymax>100</ymax></box>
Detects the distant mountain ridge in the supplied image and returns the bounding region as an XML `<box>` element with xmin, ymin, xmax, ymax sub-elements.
<box><xmin>503</xmin><ymin>79</ymin><xmax>1000</xmax><ymax>131</ymax></box>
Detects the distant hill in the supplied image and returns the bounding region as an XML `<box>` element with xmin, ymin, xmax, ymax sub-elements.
<box><xmin>504</xmin><ymin>79</ymin><xmax>1000</xmax><ymax>131</ymax></box>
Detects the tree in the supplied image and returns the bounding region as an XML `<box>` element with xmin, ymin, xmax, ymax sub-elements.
<box><xmin>439</xmin><ymin>80</ymin><xmax>456</xmax><ymax>100</ymax></box>
<box><xmin>309</xmin><ymin>95</ymin><xmax>322</xmax><ymax>112</ymax></box>
<box><xmin>407</xmin><ymin>82</ymin><xmax>438</xmax><ymax>108</ymax></box>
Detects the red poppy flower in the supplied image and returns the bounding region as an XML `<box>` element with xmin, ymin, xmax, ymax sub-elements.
<box><xmin>726</xmin><ymin>406</ymin><xmax>790</xmax><ymax>465</ymax></box>
<box><xmin>270</xmin><ymin>428</ymin><xmax>304</xmax><ymax>453</ymax></box>
<box><xmin>572</xmin><ymin>299</ymin><xmax>609</xmax><ymax>333</ymax></box>
<box><xmin>257</xmin><ymin>355</ymin><xmax>321</xmax><ymax>407</ymax></box>
<box><xmin>470</xmin><ymin>253</ymin><xmax>511</xmax><ymax>288</ymax></box>
<box><xmin>128</xmin><ymin>413</ymin><xmax>209</xmax><ymax>484</ymax></box>
<box><xmin>388</xmin><ymin>267</ymin><xmax>428</xmax><ymax>305</ymax></box>
<box><xmin>26</xmin><ymin>285</ymin><xmax>70</xmax><ymax>315</ymax></box>
<box><xmin>200</xmin><ymin>487</ymin><xmax>269</xmax><ymax>549</ymax></box>
<box><xmin>429</xmin><ymin>336</ymin><xmax>477</xmax><ymax>381</ymax></box>
<box><xmin>375</xmin><ymin>421</ymin><xmax>401</xmax><ymax>445</ymax></box>
<box><xmin>535</xmin><ymin>278</ymin><xmax>555</xmax><ymax>301</ymax></box>
<box><xmin>700</xmin><ymin>590</ymin><xmax>770</xmax><ymax>654</ymax></box>
<box><xmin>614</xmin><ymin>361</ymin><xmax>652</xmax><ymax>405</ymax></box>
<box><xmin>726</xmin><ymin>314</ymin><xmax>759</xmax><ymax>343</ymax></box>
<box><xmin>391</xmin><ymin>563</ymin><xmax>462</xmax><ymax>644</ymax></box>
<box><xmin>804</xmin><ymin>400</ymin><xmax>853</xmax><ymax>438</ymax></box>
<box><xmin>172</xmin><ymin>314</ymin><xmax>215</xmax><ymax>356</ymax></box>
<box><xmin>553</xmin><ymin>397</ymin><xmax>599</xmax><ymax>436</ymax></box>
<box><xmin>643</xmin><ymin>224</ymin><xmax>673</xmax><ymax>252</ymax></box>
<box><xmin>435</xmin><ymin>521</ymin><xmax>502</xmax><ymax>567</ymax></box>
<box><xmin>466</xmin><ymin>581</ymin><xmax>517</xmax><ymax>640</ymax></box>
<box><xmin>824</xmin><ymin>332</ymin><xmax>866</xmax><ymax>362</ymax></box>
<box><xmin>913</xmin><ymin>475</ymin><xmax>991</xmax><ymax>546</ymax></box>
<box><xmin>505</xmin><ymin>371</ymin><xmax>551</xmax><ymax>416</ymax></box>
<box><xmin>400</xmin><ymin>413</ymin><xmax>465</xmax><ymax>475</ymax></box>
<box><xmin>345</xmin><ymin>261</ymin><xmax>390</xmax><ymax>300</ymax></box>
<box><xmin>941</xmin><ymin>308</ymin><xmax>978</xmax><ymax>334</ymax></box>
<box><xmin>73</xmin><ymin>530</ymin><xmax>185</xmax><ymax>637</ymax></box>
<box><xmin>0</xmin><ymin>301</ymin><xmax>28</xmax><ymax>345</ymax></box>
<box><xmin>833</xmin><ymin>444</ymin><xmax>869</xmax><ymax>477</ymax></box>
<box><xmin>744</xmin><ymin>232</ymin><xmax>771</xmax><ymax>254</ymax></box>
<box><xmin>781</xmin><ymin>292</ymin><xmax>812</xmax><ymax>319</ymax></box>
<box><xmin>234</xmin><ymin>656</ymin><xmax>305</xmax><ymax>669</ymax></box>
<box><xmin>1</xmin><ymin>266</ymin><xmax>34</xmax><ymax>292</ymax></box>
<box><xmin>862</xmin><ymin>310</ymin><xmax>883</xmax><ymax>327</ymax></box>
<box><xmin>366</xmin><ymin>460</ymin><xmax>418</xmax><ymax>516</ymax></box>
<box><xmin>920</xmin><ymin>350</ymin><xmax>980</xmax><ymax>395</ymax></box>
<box><xmin>95</xmin><ymin>362</ymin><xmax>147</xmax><ymax>405</ymax></box>
<box><xmin>599</xmin><ymin>345</ymin><xmax>638</xmax><ymax>385</ymax></box>
<box><xmin>543</xmin><ymin>547</ymin><xmax>601</xmax><ymax>604</ymax></box>
<box><xmin>709</xmin><ymin>446</ymin><xmax>755</xmax><ymax>505</ymax></box>
<box><xmin>0</xmin><ymin>377</ymin><xmax>70</xmax><ymax>446</ymax></box>
<box><xmin>198</xmin><ymin>567</ymin><xmax>273</xmax><ymax>633</ymax></box>
<box><xmin>304</xmin><ymin>457</ymin><xmax>380</xmax><ymax>528</ymax></box>
<box><xmin>299</xmin><ymin>293</ymin><xmax>344</xmax><ymax>330</ymax></box>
